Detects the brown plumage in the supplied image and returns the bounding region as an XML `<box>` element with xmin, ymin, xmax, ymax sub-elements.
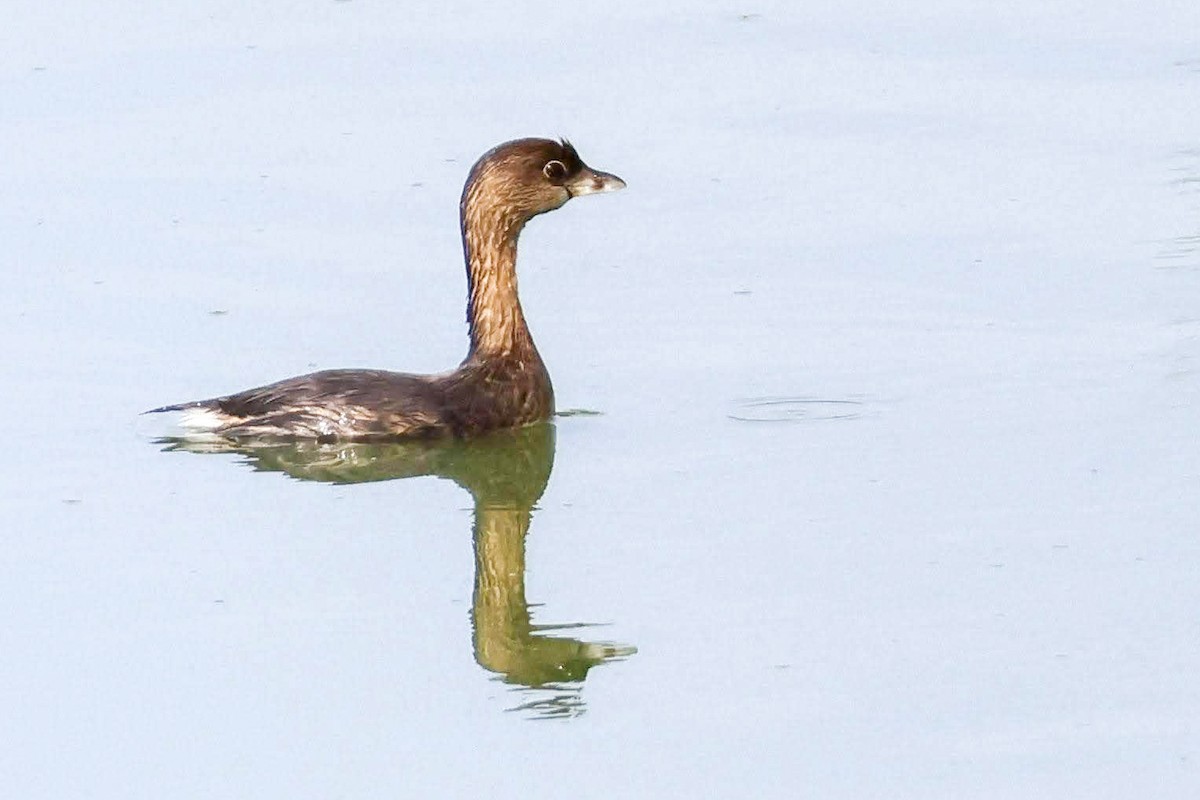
<box><xmin>147</xmin><ymin>138</ymin><xmax>625</xmax><ymax>441</ymax></box>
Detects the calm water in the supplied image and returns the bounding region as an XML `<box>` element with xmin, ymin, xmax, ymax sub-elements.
<box><xmin>3</xmin><ymin>2</ymin><xmax>1199</xmax><ymax>797</ymax></box>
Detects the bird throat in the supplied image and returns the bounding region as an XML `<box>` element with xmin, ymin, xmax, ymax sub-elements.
<box><xmin>462</xmin><ymin>210</ymin><xmax>539</xmax><ymax>362</ymax></box>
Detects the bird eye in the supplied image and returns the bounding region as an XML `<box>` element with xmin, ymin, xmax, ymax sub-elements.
<box><xmin>543</xmin><ymin>160</ymin><xmax>567</xmax><ymax>181</ymax></box>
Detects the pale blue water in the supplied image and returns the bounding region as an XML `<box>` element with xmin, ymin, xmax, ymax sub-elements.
<box><xmin>2</xmin><ymin>2</ymin><xmax>1199</xmax><ymax>798</ymax></box>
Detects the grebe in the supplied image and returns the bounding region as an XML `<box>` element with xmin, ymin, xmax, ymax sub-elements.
<box><xmin>148</xmin><ymin>138</ymin><xmax>624</xmax><ymax>441</ymax></box>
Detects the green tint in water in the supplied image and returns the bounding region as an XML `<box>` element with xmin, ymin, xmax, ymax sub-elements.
<box><xmin>158</xmin><ymin>424</ymin><xmax>635</xmax><ymax>719</ymax></box>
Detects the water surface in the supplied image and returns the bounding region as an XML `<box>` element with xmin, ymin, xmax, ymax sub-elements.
<box><xmin>3</xmin><ymin>2</ymin><xmax>1199</xmax><ymax>798</ymax></box>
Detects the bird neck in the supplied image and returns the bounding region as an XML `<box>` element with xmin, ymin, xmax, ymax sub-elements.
<box><xmin>460</xmin><ymin>197</ymin><xmax>540</xmax><ymax>362</ymax></box>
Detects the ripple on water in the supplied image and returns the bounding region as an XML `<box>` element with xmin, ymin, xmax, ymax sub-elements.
<box><xmin>728</xmin><ymin>397</ymin><xmax>865</xmax><ymax>423</ymax></box>
<box><xmin>556</xmin><ymin>408</ymin><xmax>603</xmax><ymax>417</ymax></box>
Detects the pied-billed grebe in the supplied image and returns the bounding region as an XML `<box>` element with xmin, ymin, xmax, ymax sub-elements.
<box><xmin>148</xmin><ymin>138</ymin><xmax>624</xmax><ymax>441</ymax></box>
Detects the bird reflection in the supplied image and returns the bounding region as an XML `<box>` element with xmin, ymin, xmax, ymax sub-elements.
<box><xmin>158</xmin><ymin>424</ymin><xmax>634</xmax><ymax>718</ymax></box>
